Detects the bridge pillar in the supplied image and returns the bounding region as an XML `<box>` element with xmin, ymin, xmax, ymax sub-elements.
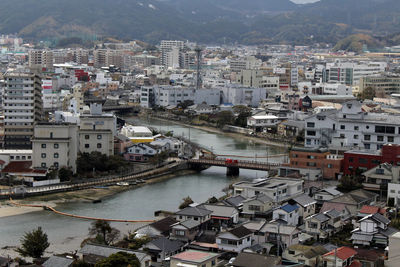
<box><xmin>227</xmin><ymin>166</ymin><xmax>239</xmax><ymax>177</ymax></box>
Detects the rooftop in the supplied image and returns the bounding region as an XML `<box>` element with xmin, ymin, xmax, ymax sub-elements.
<box><xmin>171</xmin><ymin>250</ymin><xmax>219</xmax><ymax>263</ymax></box>
<box><xmin>323</xmin><ymin>246</ymin><xmax>357</xmax><ymax>260</ymax></box>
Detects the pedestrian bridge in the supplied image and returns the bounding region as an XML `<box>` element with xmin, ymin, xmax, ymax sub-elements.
<box><xmin>188</xmin><ymin>158</ymin><xmax>281</xmax><ymax>176</ymax></box>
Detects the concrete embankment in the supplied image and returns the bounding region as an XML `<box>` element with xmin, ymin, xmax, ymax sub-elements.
<box><xmin>1</xmin><ymin>160</ymin><xmax>191</xmax><ymax>201</ymax></box>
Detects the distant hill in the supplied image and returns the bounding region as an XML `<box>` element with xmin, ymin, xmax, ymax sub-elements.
<box><xmin>333</xmin><ymin>34</ymin><xmax>383</xmax><ymax>53</ymax></box>
<box><xmin>0</xmin><ymin>0</ymin><xmax>399</xmax><ymax>46</ymax></box>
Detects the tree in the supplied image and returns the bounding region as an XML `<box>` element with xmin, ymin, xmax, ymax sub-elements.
<box><xmin>216</xmin><ymin>111</ymin><xmax>234</xmax><ymax>128</ymax></box>
<box><xmin>337</xmin><ymin>175</ymin><xmax>362</xmax><ymax>192</ymax></box>
<box><xmin>88</xmin><ymin>220</ymin><xmax>120</xmax><ymax>245</ymax></box>
<box><xmin>95</xmin><ymin>252</ymin><xmax>140</xmax><ymax>267</ymax></box>
<box><xmin>58</xmin><ymin>167</ymin><xmax>73</xmax><ymax>182</ymax></box>
<box><xmin>358</xmin><ymin>86</ymin><xmax>375</xmax><ymax>100</ymax></box>
<box><xmin>179</xmin><ymin>196</ymin><xmax>194</xmax><ymax>209</ymax></box>
<box><xmin>72</xmin><ymin>260</ymin><xmax>91</xmax><ymax>267</ymax></box>
<box><xmin>234</xmin><ymin>106</ymin><xmax>252</xmax><ymax>128</ymax></box>
<box><xmin>17</xmin><ymin>227</ymin><xmax>50</xmax><ymax>259</ymax></box>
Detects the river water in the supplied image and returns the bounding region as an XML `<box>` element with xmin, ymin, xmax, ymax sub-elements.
<box><xmin>0</xmin><ymin>118</ymin><xmax>285</xmax><ymax>255</ymax></box>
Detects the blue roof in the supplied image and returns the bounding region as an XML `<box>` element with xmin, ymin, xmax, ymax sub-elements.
<box><xmin>280</xmin><ymin>204</ymin><xmax>299</xmax><ymax>213</ymax></box>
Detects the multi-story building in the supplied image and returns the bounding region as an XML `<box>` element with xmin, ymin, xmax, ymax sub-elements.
<box><xmin>220</xmin><ymin>85</ymin><xmax>266</xmax><ymax>107</ymax></box>
<box><xmin>324</xmin><ymin>61</ymin><xmax>387</xmax><ymax>86</ymax></box>
<box><xmin>160</xmin><ymin>40</ymin><xmax>184</xmax><ymax>67</ymax></box>
<box><xmin>236</xmin><ymin>69</ymin><xmax>279</xmax><ymax>89</ymax></box>
<box><xmin>281</xmin><ymin>147</ymin><xmax>343</xmax><ymax>180</ymax></box>
<box><xmin>28</xmin><ymin>50</ymin><xmax>53</xmax><ymax>69</ymax></box>
<box><xmin>3</xmin><ymin>71</ymin><xmax>43</xmax><ymax>149</ymax></box>
<box><xmin>343</xmin><ymin>144</ymin><xmax>400</xmax><ymax>175</ymax></box>
<box><xmin>359</xmin><ymin>75</ymin><xmax>400</xmax><ymax>95</ymax></box>
<box><xmin>32</xmin><ymin>122</ymin><xmax>79</xmax><ymax>173</ymax></box>
<box><xmin>78</xmin><ymin>104</ymin><xmax>116</xmax><ymax>156</ymax></box>
<box><xmin>141</xmin><ymin>86</ymin><xmax>221</xmax><ymax>108</ymax></box>
<box><xmin>304</xmin><ymin>100</ymin><xmax>400</xmax><ymax>150</ymax></box>
<box><xmin>229</xmin><ymin>56</ymin><xmax>261</xmax><ymax>73</ymax></box>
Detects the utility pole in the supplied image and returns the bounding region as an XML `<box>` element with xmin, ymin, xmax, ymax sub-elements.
<box><xmin>195</xmin><ymin>47</ymin><xmax>202</xmax><ymax>91</ymax></box>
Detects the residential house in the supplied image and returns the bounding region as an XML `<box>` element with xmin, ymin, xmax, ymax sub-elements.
<box><xmin>241</xmin><ymin>194</ymin><xmax>274</xmax><ymax>218</ymax></box>
<box><xmin>170</xmin><ymin>250</ymin><xmax>220</xmax><ymax>267</ymax></box>
<box><xmin>200</xmin><ymin>204</ymin><xmax>239</xmax><ymax>226</ymax></box>
<box><xmin>222</xmin><ymin>195</ymin><xmax>247</xmax><ymax>211</ymax></box>
<box><xmin>272</xmin><ymin>204</ymin><xmax>300</xmax><ymax>226</ymax></box>
<box><xmin>351</xmin><ymin>213</ymin><xmax>397</xmax><ymax>248</ymax></box>
<box><xmin>43</xmin><ymin>256</ymin><xmax>74</xmax><ymax>267</ymax></box>
<box><xmin>354</xmin><ymin>248</ymin><xmax>385</xmax><ymax>267</ymax></box>
<box><xmin>175</xmin><ymin>206</ymin><xmax>212</xmax><ymax>224</ymax></box>
<box><xmin>216</xmin><ymin>226</ymin><xmax>253</xmax><ymax>252</ymax></box>
<box><xmin>78</xmin><ymin>243</ymin><xmax>151</xmax><ymax>267</ymax></box>
<box><xmin>283</xmin><ymin>244</ymin><xmax>328</xmax><ymax>267</ymax></box>
<box><xmin>142</xmin><ymin>236</ymin><xmax>184</xmax><ymax>262</ymax></box>
<box><xmin>247</xmin><ymin>115</ymin><xmax>280</xmax><ymax>132</ymax></box>
<box><xmin>233</xmin><ymin>178</ymin><xmax>303</xmax><ymax>202</ymax></box>
<box><xmin>305</xmin><ymin>209</ymin><xmax>342</xmax><ymax>240</ymax></box>
<box><xmin>135</xmin><ymin>217</ymin><xmax>178</xmax><ymax>237</ymax></box>
<box><xmin>314</xmin><ymin>187</ymin><xmax>343</xmax><ymax>204</ymax></box>
<box><xmin>277</xmin><ymin>120</ymin><xmax>304</xmax><ymax>138</ymax></box>
<box><xmin>357</xmin><ymin>205</ymin><xmax>386</xmax><ymax>220</ymax></box>
<box><xmin>124</xmin><ymin>143</ymin><xmax>162</xmax><ymax>162</ymax></box>
<box><xmin>321</xmin><ymin>247</ymin><xmax>360</xmax><ymax>267</ymax></box>
<box><xmin>290</xmin><ymin>195</ymin><xmax>316</xmax><ymax>224</ymax></box>
<box><xmin>257</xmin><ymin>222</ymin><xmax>300</xmax><ymax>250</ymax></box>
<box><xmin>170</xmin><ymin>219</ymin><xmax>201</xmax><ymax>242</ymax></box>
<box><xmin>326</xmin><ymin>189</ymin><xmax>378</xmax><ymax>216</ymax></box>
<box><xmin>320</xmin><ymin>202</ymin><xmax>352</xmax><ymax>221</ymax></box>
<box><xmin>232</xmin><ymin>253</ymin><xmax>281</xmax><ymax>267</ymax></box>
<box><xmin>362</xmin><ymin>163</ymin><xmax>399</xmax><ymax>195</ymax></box>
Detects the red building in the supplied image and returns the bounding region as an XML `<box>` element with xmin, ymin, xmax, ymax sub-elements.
<box><xmin>343</xmin><ymin>144</ymin><xmax>400</xmax><ymax>175</ymax></box>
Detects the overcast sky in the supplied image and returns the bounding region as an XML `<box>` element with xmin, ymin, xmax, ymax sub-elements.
<box><xmin>291</xmin><ymin>0</ymin><xmax>320</xmax><ymax>3</ymax></box>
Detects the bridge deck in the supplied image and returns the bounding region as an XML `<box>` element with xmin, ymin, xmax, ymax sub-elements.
<box><xmin>188</xmin><ymin>158</ymin><xmax>280</xmax><ymax>171</ymax></box>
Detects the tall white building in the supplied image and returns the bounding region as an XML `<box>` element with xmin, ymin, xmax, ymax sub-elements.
<box><xmin>304</xmin><ymin>100</ymin><xmax>400</xmax><ymax>150</ymax></box>
<box><xmin>160</xmin><ymin>40</ymin><xmax>184</xmax><ymax>68</ymax></box>
<box><xmin>220</xmin><ymin>85</ymin><xmax>266</xmax><ymax>107</ymax></box>
<box><xmin>3</xmin><ymin>71</ymin><xmax>43</xmax><ymax>149</ymax></box>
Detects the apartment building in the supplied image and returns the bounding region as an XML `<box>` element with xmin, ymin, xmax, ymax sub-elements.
<box><xmin>28</xmin><ymin>50</ymin><xmax>53</xmax><ymax>69</ymax></box>
<box><xmin>32</xmin><ymin>123</ymin><xmax>79</xmax><ymax>173</ymax></box>
<box><xmin>229</xmin><ymin>56</ymin><xmax>262</xmax><ymax>73</ymax></box>
<box><xmin>304</xmin><ymin>100</ymin><xmax>400</xmax><ymax>150</ymax></box>
<box><xmin>3</xmin><ymin>71</ymin><xmax>43</xmax><ymax>149</ymax></box>
<box><xmin>160</xmin><ymin>40</ymin><xmax>184</xmax><ymax>68</ymax></box>
<box><xmin>220</xmin><ymin>85</ymin><xmax>266</xmax><ymax>107</ymax></box>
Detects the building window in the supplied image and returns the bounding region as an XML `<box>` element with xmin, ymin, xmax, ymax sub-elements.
<box><xmin>364</xmin><ymin>144</ymin><xmax>370</xmax><ymax>149</ymax></box>
<box><xmin>354</xmin><ymin>135</ymin><xmax>358</xmax><ymax>139</ymax></box>
<box><xmin>54</xmin><ymin>143</ymin><xmax>59</xmax><ymax>149</ymax></box>
<box><xmin>327</xmin><ymin>164</ymin><xmax>333</xmax><ymax>168</ymax></box>
<box><xmin>85</xmin><ymin>135</ymin><xmax>90</xmax><ymax>139</ymax></box>
<box><xmin>364</xmin><ymin>135</ymin><xmax>371</xmax><ymax>141</ymax></box>
<box><xmin>359</xmin><ymin>158</ymin><xmax>368</xmax><ymax>164</ymax></box>
<box><xmin>354</xmin><ymin>126</ymin><xmax>359</xmax><ymax>130</ymax></box>
<box><xmin>307</xmin><ymin>122</ymin><xmax>315</xmax><ymax>128</ymax></box>
<box><xmin>54</xmin><ymin>153</ymin><xmax>59</xmax><ymax>158</ymax></box>
<box><xmin>97</xmin><ymin>143</ymin><xmax>102</xmax><ymax>148</ymax></box>
<box><xmin>377</xmin><ymin>136</ymin><xmax>384</xmax><ymax>142</ymax></box>
<box><xmin>41</xmin><ymin>153</ymin><xmax>46</xmax><ymax>158</ymax></box>
<box><xmin>54</xmin><ymin>162</ymin><xmax>59</xmax><ymax>168</ymax></box>
<box><xmin>388</xmin><ymin>136</ymin><xmax>394</xmax><ymax>143</ymax></box>
<box><xmin>41</xmin><ymin>144</ymin><xmax>46</xmax><ymax>148</ymax></box>
<box><xmin>340</xmin><ymin>125</ymin><xmax>345</xmax><ymax>130</ymax></box>
<box><xmin>97</xmin><ymin>134</ymin><xmax>102</xmax><ymax>140</ymax></box>
<box><xmin>85</xmin><ymin>144</ymin><xmax>90</xmax><ymax>148</ymax></box>
<box><xmin>41</xmin><ymin>163</ymin><xmax>46</xmax><ymax>168</ymax></box>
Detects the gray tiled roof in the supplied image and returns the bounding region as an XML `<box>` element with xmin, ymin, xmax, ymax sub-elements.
<box><xmin>43</xmin><ymin>256</ymin><xmax>74</xmax><ymax>267</ymax></box>
<box><xmin>79</xmin><ymin>244</ymin><xmax>149</xmax><ymax>262</ymax></box>
<box><xmin>175</xmin><ymin>206</ymin><xmax>212</xmax><ymax>217</ymax></box>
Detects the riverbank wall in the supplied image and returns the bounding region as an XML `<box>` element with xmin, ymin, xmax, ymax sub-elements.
<box><xmin>0</xmin><ymin>161</ymin><xmax>191</xmax><ymax>201</ymax></box>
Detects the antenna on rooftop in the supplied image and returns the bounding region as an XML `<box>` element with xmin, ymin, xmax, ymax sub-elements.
<box><xmin>195</xmin><ymin>46</ymin><xmax>202</xmax><ymax>90</ymax></box>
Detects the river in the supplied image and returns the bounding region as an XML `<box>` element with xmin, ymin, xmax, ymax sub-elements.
<box><xmin>0</xmin><ymin>117</ymin><xmax>285</xmax><ymax>255</ymax></box>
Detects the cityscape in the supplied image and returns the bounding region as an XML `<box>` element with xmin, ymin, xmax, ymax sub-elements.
<box><xmin>1</xmin><ymin>0</ymin><xmax>400</xmax><ymax>267</ymax></box>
